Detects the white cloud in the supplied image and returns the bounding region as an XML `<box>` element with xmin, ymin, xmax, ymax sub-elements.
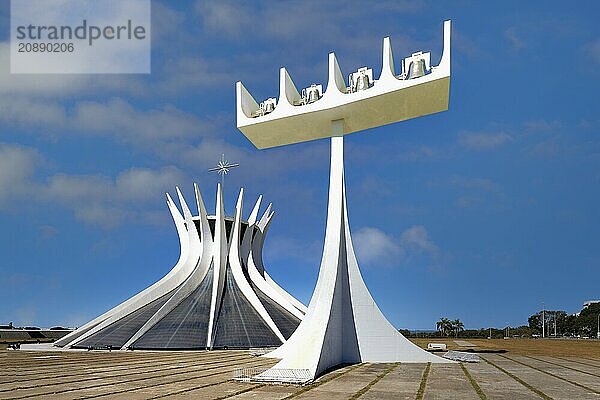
<box><xmin>458</xmin><ymin>131</ymin><xmax>512</xmax><ymax>150</ymax></box>
<box><xmin>41</xmin><ymin>166</ymin><xmax>188</xmax><ymax>228</ymax></box>
<box><xmin>354</xmin><ymin>227</ymin><xmax>404</xmax><ymax>266</ymax></box>
<box><xmin>0</xmin><ymin>143</ymin><xmax>40</xmax><ymax>207</ymax></box>
<box><xmin>399</xmin><ymin>225</ymin><xmax>438</xmax><ymax>255</ymax></box>
<box><xmin>584</xmin><ymin>38</ymin><xmax>600</xmax><ymax>65</ymax></box>
<box><xmin>0</xmin><ymin>95</ymin><xmax>66</xmax><ymax>129</ymax></box>
<box><xmin>0</xmin><ymin>95</ymin><xmax>212</xmax><ymax>149</ymax></box>
<box><xmin>449</xmin><ymin>175</ymin><xmax>501</xmax><ymax>193</ymax></box>
<box><xmin>0</xmin><ymin>142</ymin><xmax>188</xmax><ymax>228</ymax></box>
<box><xmin>354</xmin><ymin>225</ymin><xmax>438</xmax><ymax>267</ymax></box>
<box><xmin>504</xmin><ymin>27</ymin><xmax>525</xmax><ymax>50</ymax></box>
<box><xmin>70</xmin><ymin>98</ymin><xmax>208</xmax><ymax>145</ymax></box>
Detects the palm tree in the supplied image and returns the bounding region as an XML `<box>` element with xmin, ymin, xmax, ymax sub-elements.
<box><xmin>452</xmin><ymin>319</ymin><xmax>464</xmax><ymax>337</ymax></box>
<box><xmin>436</xmin><ymin>317</ymin><xmax>452</xmax><ymax>337</ymax></box>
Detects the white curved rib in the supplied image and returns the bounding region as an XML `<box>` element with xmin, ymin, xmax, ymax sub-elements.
<box><xmin>279</xmin><ymin>68</ymin><xmax>301</xmax><ymax>108</ymax></box>
<box><xmin>194</xmin><ymin>182</ymin><xmax>213</xmax><ymax>258</ymax></box>
<box><xmin>241</xmin><ymin>206</ymin><xmax>305</xmax><ymax>321</ymax></box>
<box><xmin>380</xmin><ymin>36</ymin><xmax>396</xmax><ymax>82</ymax></box>
<box><xmin>240</xmin><ymin>196</ymin><xmax>262</xmax><ymax>269</ymax></box>
<box><xmin>237</xmin><ymin>81</ymin><xmax>260</xmax><ymax>119</ymax></box>
<box><xmin>325</xmin><ymin>52</ymin><xmax>346</xmax><ymax>96</ymax></box>
<box><xmin>122</xmin><ymin>187</ymin><xmax>206</xmax><ymax>349</ymax></box>
<box><xmin>248</xmin><ymin>195</ymin><xmax>262</xmax><ymax>225</ymax></box>
<box><xmin>206</xmin><ymin>183</ymin><xmax>228</xmax><ymax>348</ymax></box>
<box><xmin>60</xmin><ymin>192</ymin><xmax>194</xmax><ymax>348</ymax></box>
<box><xmin>229</xmin><ymin>188</ymin><xmax>285</xmax><ymax>343</ymax></box>
<box><xmin>252</xmin><ymin>204</ymin><xmax>272</xmax><ymax>276</ymax></box>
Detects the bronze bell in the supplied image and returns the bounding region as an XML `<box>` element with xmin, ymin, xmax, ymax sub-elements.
<box><xmin>408</xmin><ymin>59</ymin><xmax>426</xmax><ymax>79</ymax></box>
<box><xmin>306</xmin><ymin>84</ymin><xmax>321</xmax><ymax>104</ymax></box>
<box><xmin>355</xmin><ymin>71</ymin><xmax>370</xmax><ymax>91</ymax></box>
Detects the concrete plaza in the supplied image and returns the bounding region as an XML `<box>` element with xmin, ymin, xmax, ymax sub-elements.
<box><xmin>1</xmin><ymin>339</ymin><xmax>599</xmax><ymax>399</ymax></box>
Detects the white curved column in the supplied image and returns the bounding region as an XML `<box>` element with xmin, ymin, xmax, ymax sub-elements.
<box><xmin>229</xmin><ymin>189</ymin><xmax>286</xmax><ymax>343</ymax></box>
<box><xmin>60</xmin><ymin>192</ymin><xmax>198</xmax><ymax>348</ymax></box>
<box><xmin>240</xmin><ymin>195</ymin><xmax>262</xmax><ymax>269</ymax></box>
<box><xmin>263</xmin><ymin>135</ymin><xmax>450</xmax><ymax>381</ymax></box>
<box><xmin>206</xmin><ymin>183</ymin><xmax>228</xmax><ymax>348</ymax></box>
<box><xmin>251</xmin><ymin>204</ymin><xmax>272</xmax><ymax>277</ymax></box>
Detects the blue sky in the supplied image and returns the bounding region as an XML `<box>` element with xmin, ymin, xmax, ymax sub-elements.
<box><xmin>0</xmin><ymin>0</ymin><xmax>599</xmax><ymax>330</ymax></box>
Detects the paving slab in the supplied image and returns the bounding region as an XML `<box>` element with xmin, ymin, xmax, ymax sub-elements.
<box><xmin>423</xmin><ymin>363</ymin><xmax>479</xmax><ymax>400</ymax></box>
<box><xmin>530</xmin><ymin>355</ymin><xmax>600</xmax><ymax>376</ymax></box>
<box><xmin>484</xmin><ymin>354</ymin><xmax>598</xmax><ymax>400</ymax></box>
<box><xmin>463</xmin><ymin>360</ymin><xmax>539</xmax><ymax>400</ymax></box>
<box><xmin>2</xmin><ymin>349</ymin><xmax>600</xmax><ymax>400</ymax></box>
<box><xmin>507</xmin><ymin>355</ymin><xmax>600</xmax><ymax>393</ymax></box>
<box><xmin>226</xmin><ymin>383</ymin><xmax>299</xmax><ymax>399</ymax></box>
<box><xmin>0</xmin><ymin>357</ymin><xmax>262</xmax><ymax>400</ymax></box>
<box><xmin>293</xmin><ymin>363</ymin><xmax>387</xmax><ymax>400</ymax></box>
<box><xmin>359</xmin><ymin>363</ymin><xmax>426</xmax><ymax>400</ymax></box>
<box><xmin>0</xmin><ymin>354</ymin><xmax>244</xmax><ymax>390</ymax></box>
<box><xmin>161</xmin><ymin>381</ymin><xmax>262</xmax><ymax>399</ymax></box>
<box><xmin>561</xmin><ymin>356</ymin><xmax>600</xmax><ymax>368</ymax></box>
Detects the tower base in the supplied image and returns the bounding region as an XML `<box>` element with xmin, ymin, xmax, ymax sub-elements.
<box><xmin>260</xmin><ymin>134</ymin><xmax>451</xmax><ymax>382</ymax></box>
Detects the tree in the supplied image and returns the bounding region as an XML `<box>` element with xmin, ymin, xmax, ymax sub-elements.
<box><xmin>576</xmin><ymin>303</ymin><xmax>600</xmax><ymax>337</ymax></box>
<box><xmin>436</xmin><ymin>317</ymin><xmax>452</xmax><ymax>337</ymax></box>
<box><xmin>452</xmin><ymin>319</ymin><xmax>464</xmax><ymax>337</ymax></box>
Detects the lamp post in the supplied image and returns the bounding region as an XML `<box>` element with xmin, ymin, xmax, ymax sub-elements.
<box><xmin>597</xmin><ymin>314</ymin><xmax>599</xmax><ymax>340</ymax></box>
<box><xmin>542</xmin><ymin>302</ymin><xmax>545</xmax><ymax>338</ymax></box>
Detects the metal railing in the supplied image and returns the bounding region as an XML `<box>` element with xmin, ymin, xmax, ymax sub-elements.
<box><xmin>233</xmin><ymin>367</ymin><xmax>313</xmax><ymax>384</ymax></box>
<box><xmin>247</xmin><ymin>347</ymin><xmax>277</xmax><ymax>356</ymax></box>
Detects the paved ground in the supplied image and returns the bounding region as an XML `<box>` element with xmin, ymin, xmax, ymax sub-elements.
<box><xmin>1</xmin><ymin>346</ymin><xmax>599</xmax><ymax>399</ymax></box>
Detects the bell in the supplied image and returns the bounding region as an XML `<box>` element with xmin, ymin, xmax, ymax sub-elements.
<box><xmin>408</xmin><ymin>59</ymin><xmax>426</xmax><ymax>79</ymax></box>
<box><xmin>355</xmin><ymin>72</ymin><xmax>370</xmax><ymax>91</ymax></box>
<box><xmin>306</xmin><ymin>84</ymin><xmax>321</xmax><ymax>104</ymax></box>
<box><xmin>258</xmin><ymin>98</ymin><xmax>276</xmax><ymax>116</ymax></box>
<box><xmin>263</xmin><ymin>100</ymin><xmax>275</xmax><ymax>114</ymax></box>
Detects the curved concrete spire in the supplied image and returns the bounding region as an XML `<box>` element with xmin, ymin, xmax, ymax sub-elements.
<box><xmin>261</xmin><ymin>136</ymin><xmax>450</xmax><ymax>382</ymax></box>
<box><xmin>207</xmin><ymin>183</ymin><xmax>228</xmax><ymax>348</ymax></box>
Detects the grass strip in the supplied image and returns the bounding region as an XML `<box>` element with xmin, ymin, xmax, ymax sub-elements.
<box><xmin>414</xmin><ymin>362</ymin><xmax>431</xmax><ymax>400</ymax></box>
<box><xmin>499</xmin><ymin>354</ymin><xmax>600</xmax><ymax>395</ymax></box>
<box><xmin>282</xmin><ymin>363</ymin><xmax>364</xmax><ymax>400</ymax></box>
<box><xmin>481</xmin><ymin>357</ymin><xmax>552</xmax><ymax>400</ymax></box>
<box><xmin>459</xmin><ymin>363</ymin><xmax>487</xmax><ymax>400</ymax></box>
<box><xmin>350</xmin><ymin>363</ymin><xmax>399</xmax><ymax>400</ymax></box>
<box><xmin>213</xmin><ymin>383</ymin><xmax>266</xmax><ymax>400</ymax></box>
